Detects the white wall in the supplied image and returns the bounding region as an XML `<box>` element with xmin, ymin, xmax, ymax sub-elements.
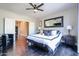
<box><xmin>0</xmin><ymin>9</ymin><xmax>36</xmax><ymax>35</ymax></box>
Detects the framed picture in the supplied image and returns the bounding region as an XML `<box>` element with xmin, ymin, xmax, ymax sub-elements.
<box><xmin>44</xmin><ymin>16</ymin><xmax>63</xmax><ymax>28</ymax></box>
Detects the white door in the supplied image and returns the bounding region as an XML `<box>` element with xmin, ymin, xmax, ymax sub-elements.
<box><xmin>5</xmin><ymin>18</ymin><xmax>15</xmax><ymax>34</ymax></box>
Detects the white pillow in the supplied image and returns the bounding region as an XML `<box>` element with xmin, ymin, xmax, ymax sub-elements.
<box><xmin>51</xmin><ymin>30</ymin><xmax>57</xmax><ymax>35</ymax></box>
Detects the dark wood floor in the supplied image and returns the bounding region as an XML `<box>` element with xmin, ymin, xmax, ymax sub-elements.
<box><xmin>15</xmin><ymin>36</ymin><xmax>28</xmax><ymax>56</ymax></box>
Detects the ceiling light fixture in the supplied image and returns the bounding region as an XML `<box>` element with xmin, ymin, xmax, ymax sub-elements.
<box><xmin>34</xmin><ymin>9</ymin><xmax>38</xmax><ymax>12</ymax></box>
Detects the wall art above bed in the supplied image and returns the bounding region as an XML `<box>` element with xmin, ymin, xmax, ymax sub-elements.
<box><xmin>44</xmin><ymin>16</ymin><xmax>63</xmax><ymax>28</ymax></box>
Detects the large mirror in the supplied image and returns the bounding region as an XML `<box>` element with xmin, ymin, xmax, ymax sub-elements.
<box><xmin>44</xmin><ymin>16</ymin><xmax>63</xmax><ymax>28</ymax></box>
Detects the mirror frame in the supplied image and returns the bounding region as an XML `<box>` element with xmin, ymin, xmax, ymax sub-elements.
<box><xmin>44</xmin><ymin>16</ymin><xmax>63</xmax><ymax>28</ymax></box>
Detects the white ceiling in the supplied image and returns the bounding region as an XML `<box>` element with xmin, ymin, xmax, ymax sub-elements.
<box><xmin>0</xmin><ymin>3</ymin><xmax>77</xmax><ymax>20</ymax></box>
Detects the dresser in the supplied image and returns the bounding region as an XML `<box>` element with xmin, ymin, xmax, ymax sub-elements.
<box><xmin>62</xmin><ymin>35</ymin><xmax>76</xmax><ymax>46</ymax></box>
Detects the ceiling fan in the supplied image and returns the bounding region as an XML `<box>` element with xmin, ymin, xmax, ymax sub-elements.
<box><xmin>26</xmin><ymin>3</ymin><xmax>44</xmax><ymax>12</ymax></box>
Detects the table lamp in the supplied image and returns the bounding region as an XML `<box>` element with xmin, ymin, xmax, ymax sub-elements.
<box><xmin>66</xmin><ymin>25</ymin><xmax>72</xmax><ymax>35</ymax></box>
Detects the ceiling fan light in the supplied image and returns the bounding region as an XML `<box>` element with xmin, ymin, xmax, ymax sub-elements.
<box><xmin>34</xmin><ymin>9</ymin><xmax>38</xmax><ymax>12</ymax></box>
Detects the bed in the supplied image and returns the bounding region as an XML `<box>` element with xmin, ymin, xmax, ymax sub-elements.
<box><xmin>27</xmin><ymin>30</ymin><xmax>62</xmax><ymax>55</ymax></box>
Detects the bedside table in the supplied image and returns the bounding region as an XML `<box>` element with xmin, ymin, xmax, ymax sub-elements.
<box><xmin>62</xmin><ymin>35</ymin><xmax>76</xmax><ymax>46</ymax></box>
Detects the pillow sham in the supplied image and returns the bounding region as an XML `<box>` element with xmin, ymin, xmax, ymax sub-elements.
<box><xmin>43</xmin><ymin>30</ymin><xmax>52</xmax><ymax>36</ymax></box>
<box><xmin>43</xmin><ymin>30</ymin><xmax>60</xmax><ymax>36</ymax></box>
<box><xmin>51</xmin><ymin>30</ymin><xmax>60</xmax><ymax>35</ymax></box>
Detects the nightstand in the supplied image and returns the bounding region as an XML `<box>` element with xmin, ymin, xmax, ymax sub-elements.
<box><xmin>62</xmin><ymin>35</ymin><xmax>76</xmax><ymax>46</ymax></box>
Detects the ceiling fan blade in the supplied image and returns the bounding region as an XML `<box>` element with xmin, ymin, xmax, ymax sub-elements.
<box><xmin>37</xmin><ymin>9</ymin><xmax>44</xmax><ymax>11</ymax></box>
<box><xmin>29</xmin><ymin>3</ymin><xmax>35</xmax><ymax>8</ymax></box>
<box><xmin>37</xmin><ymin>3</ymin><xmax>44</xmax><ymax>8</ymax></box>
<box><xmin>26</xmin><ymin>8</ymin><xmax>34</xmax><ymax>10</ymax></box>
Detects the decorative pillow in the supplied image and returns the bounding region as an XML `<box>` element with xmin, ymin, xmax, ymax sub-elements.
<box><xmin>43</xmin><ymin>30</ymin><xmax>52</xmax><ymax>36</ymax></box>
<box><xmin>43</xmin><ymin>30</ymin><xmax>60</xmax><ymax>36</ymax></box>
<box><xmin>51</xmin><ymin>30</ymin><xmax>57</xmax><ymax>35</ymax></box>
<box><xmin>51</xmin><ymin>30</ymin><xmax>60</xmax><ymax>35</ymax></box>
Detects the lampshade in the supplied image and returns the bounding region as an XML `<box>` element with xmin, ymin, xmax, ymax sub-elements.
<box><xmin>66</xmin><ymin>25</ymin><xmax>72</xmax><ymax>30</ymax></box>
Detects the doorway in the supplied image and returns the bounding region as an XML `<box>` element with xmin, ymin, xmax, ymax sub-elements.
<box><xmin>15</xmin><ymin>20</ymin><xmax>29</xmax><ymax>56</ymax></box>
<box><xmin>15</xmin><ymin>21</ymin><xmax>29</xmax><ymax>39</ymax></box>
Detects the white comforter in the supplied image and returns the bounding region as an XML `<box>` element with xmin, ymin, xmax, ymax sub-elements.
<box><xmin>30</xmin><ymin>34</ymin><xmax>58</xmax><ymax>40</ymax></box>
<box><xmin>27</xmin><ymin>33</ymin><xmax>62</xmax><ymax>51</ymax></box>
